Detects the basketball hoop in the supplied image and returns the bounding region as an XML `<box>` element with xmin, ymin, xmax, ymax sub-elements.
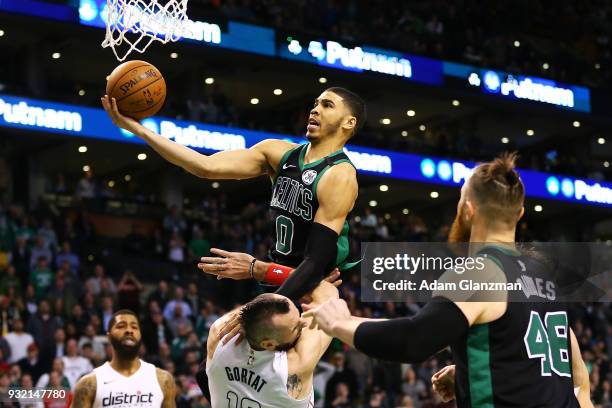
<box><xmin>102</xmin><ymin>0</ymin><xmax>189</xmax><ymax>61</ymax></box>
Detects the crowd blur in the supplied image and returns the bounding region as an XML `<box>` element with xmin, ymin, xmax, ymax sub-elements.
<box><xmin>191</xmin><ymin>0</ymin><xmax>612</xmax><ymax>90</ymax></box>
<box><xmin>0</xmin><ymin>196</ymin><xmax>610</xmax><ymax>408</ymax></box>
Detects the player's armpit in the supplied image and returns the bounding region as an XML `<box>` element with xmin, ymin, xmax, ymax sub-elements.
<box><xmin>156</xmin><ymin>368</ymin><xmax>177</xmax><ymax>408</ymax></box>
<box><xmin>71</xmin><ymin>373</ymin><xmax>97</xmax><ymax>408</ymax></box>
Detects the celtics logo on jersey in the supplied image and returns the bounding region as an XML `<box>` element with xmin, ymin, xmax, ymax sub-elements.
<box><xmin>302</xmin><ymin>170</ymin><xmax>317</xmax><ymax>185</ymax></box>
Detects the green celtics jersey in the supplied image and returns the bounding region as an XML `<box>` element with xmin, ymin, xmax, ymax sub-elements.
<box><xmin>268</xmin><ymin>143</ymin><xmax>355</xmax><ymax>270</ymax></box>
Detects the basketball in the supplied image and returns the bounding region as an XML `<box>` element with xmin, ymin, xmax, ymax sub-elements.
<box><xmin>106</xmin><ymin>60</ymin><xmax>166</xmax><ymax>120</ymax></box>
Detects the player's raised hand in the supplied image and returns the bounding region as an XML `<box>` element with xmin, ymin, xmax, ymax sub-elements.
<box><xmin>218</xmin><ymin>310</ymin><xmax>244</xmax><ymax>345</ymax></box>
<box><xmin>101</xmin><ymin>95</ymin><xmax>142</xmax><ymax>134</ymax></box>
<box><xmin>198</xmin><ymin>248</ymin><xmax>255</xmax><ymax>280</ymax></box>
<box><xmin>302</xmin><ymin>298</ymin><xmax>351</xmax><ymax>335</ymax></box>
<box><xmin>431</xmin><ymin>364</ymin><xmax>456</xmax><ymax>402</ymax></box>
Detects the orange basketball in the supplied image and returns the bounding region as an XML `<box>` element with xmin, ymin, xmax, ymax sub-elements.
<box><xmin>106</xmin><ymin>60</ymin><xmax>166</xmax><ymax>120</ymax></box>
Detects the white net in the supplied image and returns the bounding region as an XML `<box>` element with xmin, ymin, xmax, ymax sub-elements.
<box><xmin>102</xmin><ymin>0</ymin><xmax>189</xmax><ymax>61</ymax></box>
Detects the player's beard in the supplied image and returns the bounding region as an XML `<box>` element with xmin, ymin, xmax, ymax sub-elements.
<box><xmin>448</xmin><ymin>207</ymin><xmax>471</xmax><ymax>243</ymax></box>
<box><xmin>110</xmin><ymin>334</ymin><xmax>142</xmax><ymax>360</ymax></box>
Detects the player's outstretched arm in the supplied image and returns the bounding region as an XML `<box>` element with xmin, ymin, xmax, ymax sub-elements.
<box><xmin>156</xmin><ymin>368</ymin><xmax>177</xmax><ymax>408</ymax></box>
<box><xmin>101</xmin><ymin>96</ymin><xmax>293</xmax><ymax>180</ymax></box>
<box><xmin>275</xmin><ymin>164</ymin><xmax>357</xmax><ymax>300</ymax></box>
<box><xmin>571</xmin><ymin>329</ymin><xmax>594</xmax><ymax>408</ymax></box>
<box><xmin>71</xmin><ymin>373</ymin><xmax>96</xmax><ymax>408</ymax></box>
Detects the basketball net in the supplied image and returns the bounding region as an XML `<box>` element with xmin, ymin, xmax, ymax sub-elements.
<box><xmin>102</xmin><ymin>0</ymin><xmax>189</xmax><ymax>61</ymax></box>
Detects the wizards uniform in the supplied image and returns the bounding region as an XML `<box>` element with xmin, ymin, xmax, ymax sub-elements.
<box><xmin>268</xmin><ymin>143</ymin><xmax>356</xmax><ymax>270</ymax></box>
<box><xmin>451</xmin><ymin>246</ymin><xmax>579</xmax><ymax>408</ymax></box>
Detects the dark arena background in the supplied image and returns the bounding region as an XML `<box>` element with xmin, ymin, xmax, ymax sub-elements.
<box><xmin>0</xmin><ymin>1</ymin><xmax>611</xmax><ymax>407</ymax></box>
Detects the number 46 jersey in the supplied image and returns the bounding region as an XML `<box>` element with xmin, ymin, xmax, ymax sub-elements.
<box><xmin>268</xmin><ymin>144</ymin><xmax>355</xmax><ymax>270</ymax></box>
<box><xmin>451</xmin><ymin>246</ymin><xmax>580</xmax><ymax>408</ymax></box>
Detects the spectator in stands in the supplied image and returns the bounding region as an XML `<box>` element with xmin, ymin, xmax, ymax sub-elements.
<box><xmin>170</xmin><ymin>322</ymin><xmax>191</xmax><ymax>361</ymax></box>
<box><xmin>167</xmin><ymin>305</ymin><xmax>193</xmax><ymax>339</ymax></box>
<box><xmin>86</xmin><ymin>264</ymin><xmax>116</xmax><ymax>297</ymax></box>
<box><xmin>142</xmin><ymin>310</ymin><xmax>172</xmax><ymax>356</ymax></box>
<box><xmin>325</xmin><ymin>352</ymin><xmax>359</xmax><ymax>408</ymax></box>
<box><xmin>11</xmin><ymin>236</ymin><xmax>31</xmax><ymax>288</ymax></box>
<box><xmin>148</xmin><ymin>280</ymin><xmax>171</xmax><ymax>309</ymax></box>
<box><xmin>38</xmin><ymin>218</ymin><xmax>58</xmax><ymax>253</ymax></box>
<box><xmin>163</xmin><ymin>287</ymin><xmax>192</xmax><ymax>321</ymax></box>
<box><xmin>396</xmin><ymin>394</ymin><xmax>416</xmax><ymax>408</ymax></box>
<box><xmin>51</xmin><ymin>328</ymin><xmax>66</xmax><ymax>360</ymax></box>
<box><xmin>17</xmin><ymin>343</ymin><xmax>45</xmax><ymax>383</ymax></box>
<box><xmin>163</xmin><ymin>205</ymin><xmax>187</xmax><ymax>233</ymax></box>
<box><xmin>187</xmin><ymin>226</ymin><xmax>210</xmax><ymax>262</ymax></box>
<box><xmin>401</xmin><ymin>366</ymin><xmax>427</xmax><ymax>404</ymax></box>
<box><xmin>61</xmin><ymin>339</ymin><xmax>92</xmax><ymax>390</ymax></box>
<box><xmin>168</xmin><ymin>230</ymin><xmax>186</xmax><ymax>263</ymax></box>
<box><xmin>0</xmin><ymin>371</ymin><xmax>10</xmax><ymax>394</ymax></box>
<box><xmin>99</xmin><ymin>296</ymin><xmax>114</xmax><ymax>332</ymax></box>
<box><xmin>0</xmin><ymin>294</ymin><xmax>19</xmax><ymax>334</ymax></box>
<box><xmin>77</xmin><ymin>324</ymin><xmax>105</xmax><ymax>364</ymax></box>
<box><xmin>4</xmin><ymin>318</ymin><xmax>33</xmax><ymax>364</ymax></box>
<box><xmin>117</xmin><ymin>270</ymin><xmax>143</xmax><ymax>314</ymax></box>
<box><xmin>328</xmin><ymin>382</ymin><xmax>351</xmax><ymax>408</ymax></box>
<box><xmin>26</xmin><ymin>299</ymin><xmax>62</xmax><ymax>369</ymax></box>
<box><xmin>55</xmin><ymin>241</ymin><xmax>79</xmax><ymax>274</ymax></box>
<box><xmin>29</xmin><ymin>256</ymin><xmax>54</xmax><ymax>300</ymax></box>
<box><xmin>0</xmin><ymin>265</ymin><xmax>22</xmax><ymax>296</ymax></box>
<box><xmin>36</xmin><ymin>357</ymin><xmax>70</xmax><ymax>389</ymax></box>
<box><xmin>75</xmin><ymin>170</ymin><xmax>96</xmax><ymax>199</ymax></box>
<box><xmin>185</xmin><ymin>282</ymin><xmax>200</xmax><ymax>316</ymax></box>
<box><xmin>30</xmin><ymin>235</ymin><xmax>52</xmax><ymax>269</ymax></box>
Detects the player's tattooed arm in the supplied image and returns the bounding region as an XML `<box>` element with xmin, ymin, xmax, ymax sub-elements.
<box><xmin>71</xmin><ymin>373</ymin><xmax>97</xmax><ymax>408</ymax></box>
<box><xmin>286</xmin><ymin>374</ymin><xmax>304</xmax><ymax>398</ymax></box>
<box><xmin>156</xmin><ymin>368</ymin><xmax>177</xmax><ymax>408</ymax></box>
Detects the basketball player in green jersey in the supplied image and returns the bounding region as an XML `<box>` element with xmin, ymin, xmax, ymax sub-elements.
<box><xmin>102</xmin><ymin>87</ymin><xmax>364</xmax><ymax>300</ymax></box>
<box><xmin>304</xmin><ymin>153</ymin><xmax>592</xmax><ymax>408</ymax></box>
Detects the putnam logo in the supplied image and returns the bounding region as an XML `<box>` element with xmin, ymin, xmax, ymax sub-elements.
<box><xmin>302</xmin><ymin>170</ymin><xmax>317</xmax><ymax>185</ymax></box>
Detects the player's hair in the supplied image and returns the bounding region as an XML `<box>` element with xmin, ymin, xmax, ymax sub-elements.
<box><xmin>468</xmin><ymin>152</ymin><xmax>525</xmax><ymax>222</ymax></box>
<box><xmin>239</xmin><ymin>294</ymin><xmax>290</xmax><ymax>348</ymax></box>
<box><xmin>326</xmin><ymin>87</ymin><xmax>367</xmax><ymax>136</ymax></box>
<box><xmin>107</xmin><ymin>309</ymin><xmax>139</xmax><ymax>331</ymax></box>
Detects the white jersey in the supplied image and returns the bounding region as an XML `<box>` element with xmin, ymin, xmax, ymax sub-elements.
<box><xmin>207</xmin><ymin>337</ymin><xmax>313</xmax><ymax>408</ymax></box>
<box><xmin>93</xmin><ymin>360</ymin><xmax>164</xmax><ymax>408</ymax></box>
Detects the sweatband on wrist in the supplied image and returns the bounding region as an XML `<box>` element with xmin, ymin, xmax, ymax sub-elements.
<box><xmin>265</xmin><ymin>263</ymin><xmax>293</xmax><ymax>285</ymax></box>
<box><xmin>275</xmin><ymin>222</ymin><xmax>338</xmax><ymax>300</ymax></box>
<box><xmin>354</xmin><ymin>297</ymin><xmax>469</xmax><ymax>363</ymax></box>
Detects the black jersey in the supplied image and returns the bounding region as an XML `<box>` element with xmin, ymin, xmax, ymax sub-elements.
<box><xmin>268</xmin><ymin>143</ymin><xmax>355</xmax><ymax>269</ymax></box>
<box><xmin>451</xmin><ymin>245</ymin><xmax>579</xmax><ymax>408</ymax></box>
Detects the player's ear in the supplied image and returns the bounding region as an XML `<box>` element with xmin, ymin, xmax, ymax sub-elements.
<box><xmin>260</xmin><ymin>338</ymin><xmax>277</xmax><ymax>351</ymax></box>
<box><xmin>342</xmin><ymin>116</ymin><xmax>356</xmax><ymax>132</ymax></box>
<box><xmin>464</xmin><ymin>201</ymin><xmax>475</xmax><ymax>221</ymax></box>
<box><xmin>518</xmin><ymin>206</ymin><xmax>525</xmax><ymax>221</ymax></box>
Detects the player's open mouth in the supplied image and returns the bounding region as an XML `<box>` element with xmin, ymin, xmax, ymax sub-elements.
<box><xmin>307</xmin><ymin>118</ymin><xmax>320</xmax><ymax>131</ymax></box>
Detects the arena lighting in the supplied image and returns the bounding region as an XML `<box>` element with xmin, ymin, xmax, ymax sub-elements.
<box><xmin>402</xmin><ymin>208</ymin><xmax>409</xmax><ymax>215</ymax></box>
<box><xmin>430</xmin><ymin>191</ymin><xmax>439</xmax><ymax>199</ymax></box>
<box><xmin>419</xmin><ymin>125</ymin><xmax>426</xmax><ymax>131</ymax></box>
<box><xmin>534</xmin><ymin>205</ymin><xmax>543</xmax><ymax>212</ymax></box>
<box><xmin>406</xmin><ymin>110</ymin><xmax>415</xmax><ymax>117</ymax></box>
<box><xmin>212</xmin><ymin>182</ymin><xmax>220</xmax><ymax>189</ymax></box>
<box><xmin>380</xmin><ymin>118</ymin><xmax>391</xmax><ymax>125</ymax></box>
<box><xmin>573</xmin><ymin>121</ymin><xmax>581</xmax><ymax>128</ymax></box>
<box><xmin>401</xmin><ymin>131</ymin><xmax>408</xmax><ymax>137</ymax></box>
<box><xmin>78</xmin><ymin>89</ymin><xmax>86</xmax><ymax>96</ymax></box>
<box><xmin>452</xmin><ymin>99</ymin><xmax>460</xmax><ymax>106</ymax></box>
<box><xmin>52</xmin><ymin>52</ymin><xmax>61</xmax><ymax>59</ymax></box>
<box><xmin>501</xmin><ymin>137</ymin><xmax>509</xmax><ymax>144</ymax></box>
<box><xmin>369</xmin><ymin>200</ymin><xmax>377</xmax><ymax>207</ymax></box>
<box><xmin>170</xmin><ymin>52</ymin><xmax>178</xmax><ymax>59</ymax></box>
<box><xmin>1</xmin><ymin>94</ymin><xmax>610</xmax><ymax>207</ymax></box>
<box><xmin>82</xmin><ymin>165</ymin><xmax>90</xmax><ymax>172</ymax></box>
<box><xmin>318</xmin><ymin>77</ymin><xmax>327</xmax><ymax>84</ymax></box>
<box><xmin>273</xmin><ymin>89</ymin><xmax>283</xmax><ymax>95</ymax></box>
<box><xmin>108</xmin><ymin>180</ymin><xmax>115</xmax><ymax>187</ymax></box>
<box><xmin>78</xmin><ymin>145</ymin><xmax>87</xmax><ymax>153</ymax></box>
<box><xmin>542</xmin><ymin>63</ymin><xmax>550</xmax><ymax>70</ymax></box>
<box><xmin>526</xmin><ymin>129</ymin><xmax>535</xmax><ymax>136</ymax></box>
<box><xmin>250</xmin><ymin>98</ymin><xmax>259</xmax><ymax>105</ymax></box>
<box><xmin>204</xmin><ymin>77</ymin><xmax>214</xmax><ymax>85</ymax></box>
<box><xmin>137</xmin><ymin>153</ymin><xmax>147</xmax><ymax>160</ymax></box>
<box><xmin>604</xmin><ymin>161</ymin><xmax>610</xmax><ymax>168</ymax></box>
<box><xmin>597</xmin><ymin>137</ymin><xmax>605</xmax><ymax>145</ymax></box>
<box><xmin>124</xmin><ymin>174</ymin><xmax>131</xmax><ymax>181</ymax></box>
<box><xmin>513</xmin><ymin>40</ymin><xmax>520</xmax><ymax>47</ymax></box>
<box><xmin>0</xmin><ymin>30</ymin><xmax>5</xmax><ymax>37</ymax></box>
<box><xmin>379</xmin><ymin>184</ymin><xmax>389</xmax><ymax>192</ymax></box>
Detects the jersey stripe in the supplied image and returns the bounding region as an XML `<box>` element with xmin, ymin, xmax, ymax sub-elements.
<box><xmin>468</xmin><ymin>324</ymin><xmax>495</xmax><ymax>408</ymax></box>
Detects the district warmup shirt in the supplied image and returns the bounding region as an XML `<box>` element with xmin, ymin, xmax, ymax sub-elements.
<box><xmin>93</xmin><ymin>360</ymin><xmax>164</xmax><ymax>408</ymax></box>
<box><xmin>207</xmin><ymin>336</ymin><xmax>313</xmax><ymax>408</ymax></box>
